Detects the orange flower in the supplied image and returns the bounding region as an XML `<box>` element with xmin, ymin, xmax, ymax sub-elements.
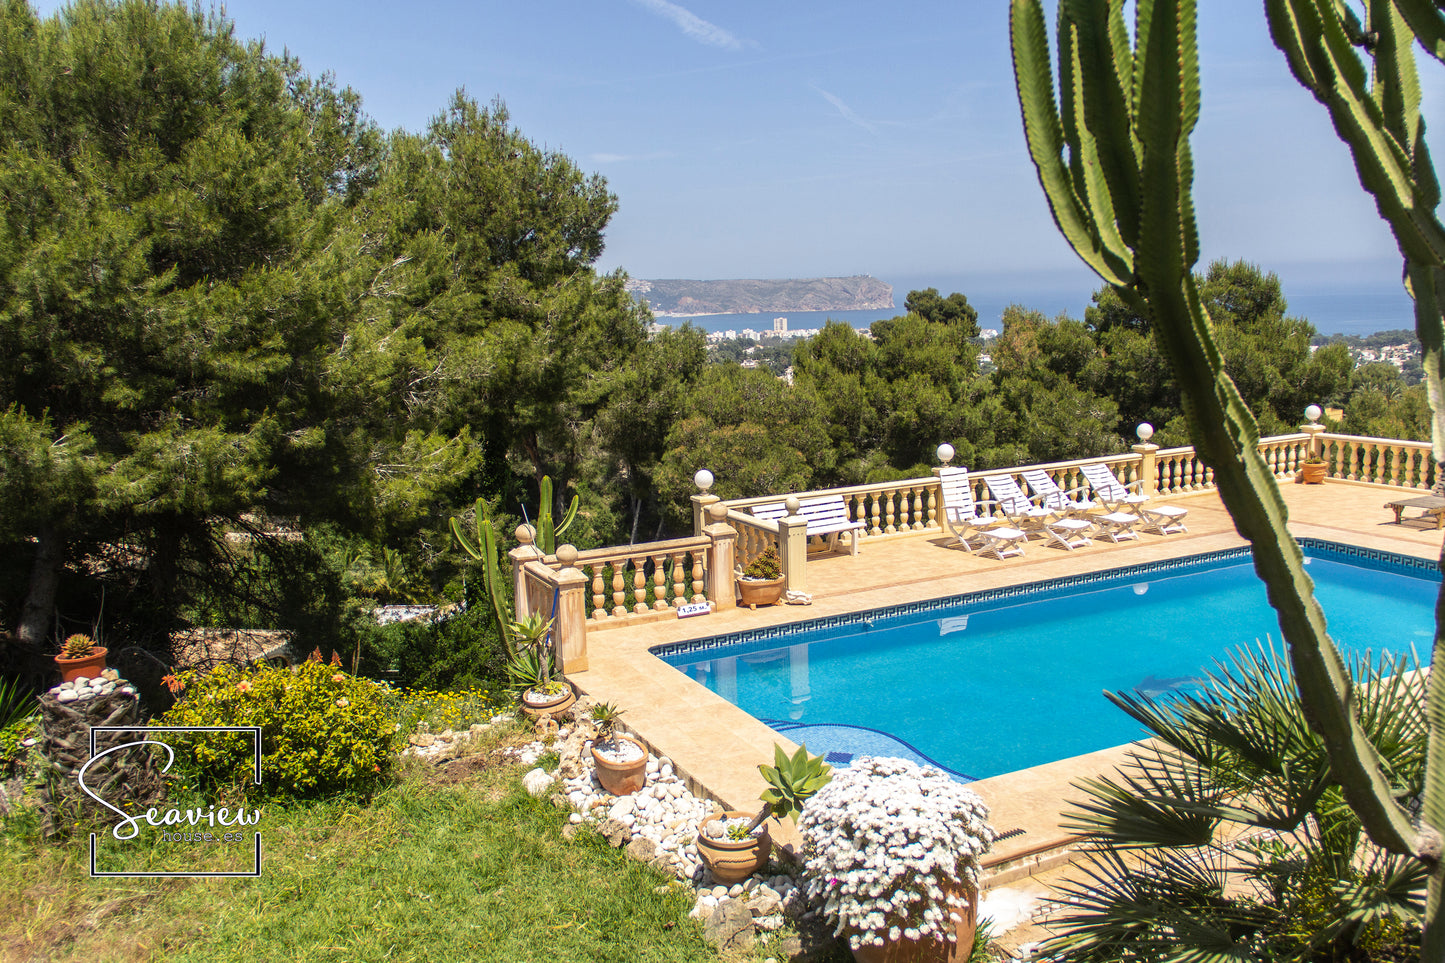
<box><xmin>236</xmin><ymin>680</ymin><xmax>252</xmax><ymax>693</ymax></box>
<box><xmin>161</xmin><ymin>674</ymin><xmax>184</xmax><ymax>695</ymax></box>
<box><xmin>332</xmin><ymin>673</ymin><xmax>346</xmax><ymax>684</ymax></box>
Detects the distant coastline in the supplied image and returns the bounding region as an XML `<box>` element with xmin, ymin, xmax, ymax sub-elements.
<box><xmin>626</xmin><ymin>275</ymin><xmax>893</xmax><ymax>316</ymax></box>
<box><xmin>626</xmin><ymin>270</ymin><xmax>1416</xmax><ymax>338</ymax></box>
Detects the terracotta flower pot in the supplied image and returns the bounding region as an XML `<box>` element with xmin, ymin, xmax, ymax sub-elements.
<box><xmin>591</xmin><ymin>735</ymin><xmax>648</xmax><ymax>795</ymax></box>
<box><xmin>1300</xmin><ymin>462</ymin><xmax>1327</xmax><ymax>484</ymax></box>
<box><xmin>696</xmin><ymin>810</ymin><xmax>772</xmax><ymax>884</ymax></box>
<box><xmin>520</xmin><ymin>684</ymin><xmax>576</xmax><ymax>720</ymax></box>
<box><xmin>848</xmin><ymin>881</ymin><xmax>978</xmax><ymax>963</ymax></box>
<box><xmin>737</xmin><ymin>576</ymin><xmax>785</xmax><ymax>610</ymax></box>
<box><xmin>55</xmin><ymin>646</ymin><xmax>108</xmax><ymax>684</ymax></box>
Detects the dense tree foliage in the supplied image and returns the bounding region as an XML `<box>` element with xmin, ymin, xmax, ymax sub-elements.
<box><xmin>0</xmin><ymin>0</ymin><xmax>659</xmax><ymax>670</ymax></box>
<box><xmin>0</xmin><ymin>1</ymin><xmax>1423</xmax><ymax>688</ymax></box>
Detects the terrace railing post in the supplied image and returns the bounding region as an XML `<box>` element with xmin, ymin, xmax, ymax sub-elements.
<box><xmin>552</xmin><ymin>544</ymin><xmax>589</xmax><ymax>673</ymax></box>
<box><xmin>1303</xmin><ymin>421</ymin><xmax>1326</xmax><ymax>463</ymax></box>
<box><xmin>704</xmin><ymin>503</ymin><xmax>737</xmax><ymax>612</ymax></box>
<box><xmin>778</xmin><ymin>496</ymin><xmax>808</xmax><ymax>595</ymax></box>
<box><xmin>509</xmin><ymin>524</ymin><xmax>545</xmax><ymax>621</ymax></box>
<box><xmin>1132</xmin><ymin>442</ymin><xmax>1159</xmax><ymax>498</ymax></box>
<box><xmin>691</xmin><ymin>493</ymin><xmax>720</xmax><ymax>537</ymax></box>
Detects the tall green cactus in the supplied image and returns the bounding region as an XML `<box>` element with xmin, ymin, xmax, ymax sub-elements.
<box><xmin>533</xmin><ymin>475</ymin><xmax>580</xmax><ymax>555</ymax></box>
<box><xmin>1266</xmin><ymin>0</ymin><xmax>1445</xmax><ymax>458</ymax></box>
<box><xmin>449</xmin><ymin>497</ymin><xmax>514</xmax><ymax>649</ymax></box>
<box><xmin>1011</xmin><ymin>0</ymin><xmax>1432</xmax><ymax>931</ymax></box>
<box><xmin>1265</xmin><ymin>0</ymin><xmax>1445</xmax><ymax>948</ymax></box>
<box><xmin>448</xmin><ymin>476</ymin><xmax>581</xmax><ymax>648</ymax></box>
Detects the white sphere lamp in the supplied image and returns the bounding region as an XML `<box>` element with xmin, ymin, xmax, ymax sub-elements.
<box><xmin>1305</xmin><ymin>404</ymin><xmax>1322</xmax><ymax>424</ymax></box>
<box><xmin>936</xmin><ymin>443</ymin><xmax>955</xmax><ymax>466</ymax></box>
<box><xmin>1136</xmin><ymin>423</ymin><xmax>1155</xmax><ymax>443</ymax></box>
<box><xmin>693</xmin><ymin>468</ymin><xmax>714</xmax><ymax>493</ymax></box>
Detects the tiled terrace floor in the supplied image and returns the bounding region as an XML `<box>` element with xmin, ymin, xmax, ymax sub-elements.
<box><xmin>562</xmin><ymin>479</ymin><xmax>1441</xmax><ymax>943</ymax></box>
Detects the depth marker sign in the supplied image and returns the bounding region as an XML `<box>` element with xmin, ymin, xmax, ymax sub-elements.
<box><xmin>82</xmin><ymin>726</ymin><xmax>264</xmax><ymax>878</ymax></box>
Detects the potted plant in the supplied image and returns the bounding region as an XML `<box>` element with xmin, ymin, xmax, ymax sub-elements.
<box><xmin>54</xmin><ymin>633</ymin><xmax>108</xmax><ymax>683</ymax></box>
<box><xmin>589</xmin><ymin>702</ymin><xmax>648</xmax><ymax>795</ymax></box>
<box><xmin>697</xmin><ymin>742</ymin><xmax>831</xmax><ymax>885</ymax></box>
<box><xmin>799</xmin><ymin>756</ymin><xmax>994</xmax><ymax>963</ymax></box>
<box><xmin>737</xmin><ymin>546</ymin><xmax>785</xmax><ymax>610</ymax></box>
<box><xmin>508</xmin><ymin>614</ymin><xmax>575</xmax><ymax>718</ymax></box>
<box><xmin>1299</xmin><ymin>454</ymin><xmax>1328</xmax><ymax>485</ymax></box>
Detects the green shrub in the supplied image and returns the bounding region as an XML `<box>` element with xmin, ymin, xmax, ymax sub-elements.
<box><xmin>0</xmin><ymin>717</ymin><xmax>38</xmax><ymax>777</ymax></box>
<box><xmin>357</xmin><ymin>576</ymin><xmax>510</xmax><ymax>692</ymax></box>
<box><xmin>158</xmin><ymin>657</ymin><xmax>400</xmax><ymax>799</ymax></box>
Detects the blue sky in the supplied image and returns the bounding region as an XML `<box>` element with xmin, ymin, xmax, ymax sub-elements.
<box><xmin>30</xmin><ymin>1</ymin><xmax>1444</xmax><ymax>317</ymax></box>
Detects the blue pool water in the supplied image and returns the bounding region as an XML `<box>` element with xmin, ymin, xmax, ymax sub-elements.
<box><xmin>656</xmin><ymin>542</ymin><xmax>1439</xmax><ymax>781</ymax></box>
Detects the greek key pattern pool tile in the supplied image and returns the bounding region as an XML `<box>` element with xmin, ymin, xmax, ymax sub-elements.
<box><xmin>650</xmin><ymin>540</ymin><xmax>1437</xmax><ymax>660</ymax></box>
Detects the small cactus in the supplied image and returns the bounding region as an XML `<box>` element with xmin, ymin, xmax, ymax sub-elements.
<box><xmin>60</xmin><ymin>634</ymin><xmax>95</xmax><ymax>659</ymax></box>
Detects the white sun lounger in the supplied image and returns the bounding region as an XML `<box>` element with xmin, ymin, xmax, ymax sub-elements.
<box><xmin>984</xmin><ymin>474</ymin><xmax>1094</xmax><ymax>551</ymax></box>
<box><xmin>1080</xmin><ymin>463</ymin><xmax>1188</xmax><ymax>536</ymax></box>
<box><xmin>1021</xmin><ymin>469</ymin><xmax>1097</xmax><ymax>517</ymax></box>
<box><xmin>938</xmin><ymin>467</ymin><xmax>1027</xmax><ymax>560</ymax></box>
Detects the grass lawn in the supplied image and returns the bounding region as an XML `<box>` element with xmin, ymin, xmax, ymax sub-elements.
<box><xmin>2</xmin><ymin>720</ymin><xmax>819</xmax><ymax>963</ymax></box>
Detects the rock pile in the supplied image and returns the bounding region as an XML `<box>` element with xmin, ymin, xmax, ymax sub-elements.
<box><xmin>48</xmin><ymin>670</ymin><xmax>137</xmax><ymax>704</ymax></box>
<box><xmin>521</xmin><ymin>719</ymin><xmax>811</xmax><ymax>952</ymax></box>
<box><xmin>402</xmin><ymin>715</ymin><xmax>514</xmax><ymax>761</ymax></box>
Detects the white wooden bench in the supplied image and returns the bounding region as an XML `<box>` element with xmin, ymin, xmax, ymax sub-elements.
<box><xmin>752</xmin><ymin>495</ymin><xmax>866</xmax><ymax>556</ymax></box>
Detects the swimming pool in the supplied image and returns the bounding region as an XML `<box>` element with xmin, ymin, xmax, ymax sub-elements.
<box><xmin>655</xmin><ymin>540</ymin><xmax>1439</xmax><ymax>781</ymax></box>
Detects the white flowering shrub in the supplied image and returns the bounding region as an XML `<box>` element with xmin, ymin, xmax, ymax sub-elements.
<box><xmin>798</xmin><ymin>756</ymin><xmax>994</xmax><ymax>950</ymax></box>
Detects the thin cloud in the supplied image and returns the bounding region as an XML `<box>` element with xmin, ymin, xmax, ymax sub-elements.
<box><xmin>630</xmin><ymin>0</ymin><xmax>742</xmax><ymax>51</ymax></box>
<box><xmin>811</xmin><ymin>84</ymin><xmax>877</xmax><ymax>135</ymax></box>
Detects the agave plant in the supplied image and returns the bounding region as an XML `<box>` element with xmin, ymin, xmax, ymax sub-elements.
<box><xmin>744</xmin><ymin>742</ymin><xmax>832</xmax><ymax>834</ymax></box>
<box><xmin>505</xmin><ymin>613</ymin><xmax>560</xmax><ymax>694</ymax></box>
<box><xmin>590</xmin><ymin>701</ymin><xmax>623</xmax><ymax>745</ymax></box>
<box><xmin>1045</xmin><ymin>643</ymin><xmax>1426</xmax><ymax>960</ymax></box>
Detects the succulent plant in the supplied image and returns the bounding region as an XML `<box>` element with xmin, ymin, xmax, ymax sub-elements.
<box><xmin>741</xmin><ymin>547</ymin><xmax>782</xmax><ymax>580</ymax></box>
<box><xmin>758</xmin><ymin>742</ymin><xmax>833</xmax><ymax>824</ymax></box>
<box><xmin>60</xmin><ymin>634</ymin><xmax>95</xmax><ymax>659</ymax></box>
<box><xmin>590</xmin><ymin>701</ymin><xmax>623</xmax><ymax>743</ymax></box>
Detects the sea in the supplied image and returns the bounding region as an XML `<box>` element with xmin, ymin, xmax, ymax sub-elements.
<box><xmin>647</xmin><ymin>274</ymin><xmax>1418</xmax><ymax>340</ymax></box>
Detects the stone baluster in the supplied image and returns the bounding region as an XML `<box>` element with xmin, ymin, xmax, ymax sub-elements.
<box><xmin>925</xmin><ymin>485</ymin><xmax>937</xmax><ymax>529</ymax></box>
<box><xmin>869</xmin><ymin>493</ymin><xmax>882</xmax><ymax>537</ymax></box>
<box><xmin>910</xmin><ymin>486</ymin><xmax>925</xmax><ymax>531</ymax></box>
<box><xmin>691</xmin><ymin>548</ymin><xmax>706</xmax><ymax>604</ymax></box>
<box><xmin>552</xmin><ymin>545</ymin><xmax>589</xmax><ymax>673</ymax></box>
<box><xmin>669</xmin><ymin>552</ymin><xmax>686</xmax><ymax>607</ymax></box>
<box><xmin>704</xmin><ymin>503</ymin><xmax>736</xmax><ymax>611</ymax></box>
<box><xmin>883</xmin><ymin>489</ymin><xmax>897</xmax><ymax>535</ymax></box>
<box><xmin>611</xmin><ymin>561</ymin><xmax>627</xmax><ymax>618</ymax></box>
<box><xmin>589</xmin><ymin>564</ymin><xmax>606</xmax><ymax>621</ymax></box>
<box><xmin>651</xmin><ymin>553</ymin><xmax>669</xmax><ymax>611</ymax></box>
<box><xmin>632</xmin><ymin>558</ymin><xmax>649</xmax><ymax>614</ymax></box>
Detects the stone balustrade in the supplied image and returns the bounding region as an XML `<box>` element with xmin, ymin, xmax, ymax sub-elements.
<box><xmin>512</xmin><ymin>505</ymin><xmax>739</xmax><ymax>673</ymax></box>
<box><xmin>1319</xmin><ymin>433</ymin><xmax>1435</xmax><ymax>488</ymax></box>
<box><xmin>1255</xmin><ymin>433</ymin><xmax>1311</xmax><ymax>482</ymax></box>
<box><xmin>529</xmin><ymin>430</ymin><xmax>1429</xmax><ymax>677</ymax></box>
<box><xmin>727</xmin><ymin>509</ymin><xmax>780</xmax><ymax>574</ymax></box>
